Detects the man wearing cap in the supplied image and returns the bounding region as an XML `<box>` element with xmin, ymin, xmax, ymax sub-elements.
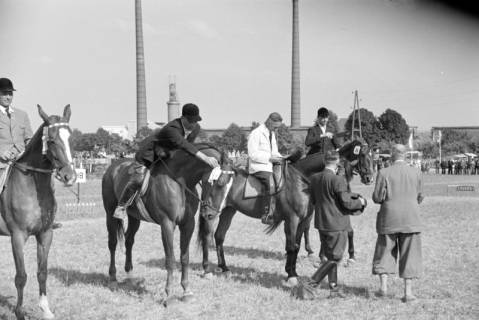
<box><xmin>247</xmin><ymin>112</ymin><xmax>283</xmax><ymax>225</ymax></box>
<box><xmin>309</xmin><ymin>150</ymin><xmax>367</xmax><ymax>297</ymax></box>
<box><xmin>305</xmin><ymin>107</ymin><xmax>340</xmax><ymax>156</ymax></box>
<box><xmin>113</xmin><ymin>103</ymin><xmax>219</xmax><ymax>219</ymax></box>
<box><xmin>0</xmin><ymin>78</ymin><xmax>33</xmax><ymax>188</ymax></box>
<box><xmin>372</xmin><ymin>144</ymin><xmax>424</xmax><ymax>302</ymax></box>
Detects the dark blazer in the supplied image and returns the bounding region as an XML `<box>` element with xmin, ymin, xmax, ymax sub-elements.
<box><xmin>310</xmin><ymin>168</ymin><xmax>365</xmax><ymax>232</ymax></box>
<box><xmin>135</xmin><ymin>118</ymin><xmax>200</xmax><ymax>165</ymax></box>
<box><xmin>305</xmin><ymin>125</ymin><xmax>340</xmax><ymax>155</ymax></box>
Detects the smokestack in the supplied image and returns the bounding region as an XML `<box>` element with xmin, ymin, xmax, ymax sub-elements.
<box><xmin>167</xmin><ymin>76</ymin><xmax>180</xmax><ymax>122</ymax></box>
<box><xmin>135</xmin><ymin>0</ymin><xmax>148</xmax><ymax>131</ymax></box>
<box><xmin>291</xmin><ymin>0</ymin><xmax>301</xmax><ymax>128</ymax></box>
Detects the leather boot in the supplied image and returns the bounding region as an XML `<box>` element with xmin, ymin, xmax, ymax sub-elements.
<box><xmin>261</xmin><ymin>196</ymin><xmax>276</xmax><ymax>225</ymax></box>
<box><xmin>113</xmin><ymin>165</ymin><xmax>146</xmax><ymax>219</ymax></box>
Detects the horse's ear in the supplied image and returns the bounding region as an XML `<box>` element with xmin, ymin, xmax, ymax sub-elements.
<box><xmin>63</xmin><ymin>104</ymin><xmax>71</xmax><ymax>122</ymax></box>
<box><xmin>37</xmin><ymin>105</ymin><xmax>50</xmax><ymax>124</ymax></box>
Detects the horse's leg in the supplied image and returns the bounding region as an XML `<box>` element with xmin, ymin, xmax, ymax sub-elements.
<box><xmin>106</xmin><ymin>215</ymin><xmax>120</xmax><ymax>286</ymax></box>
<box><xmin>160</xmin><ymin>220</ymin><xmax>176</xmax><ymax>301</ymax></box>
<box><xmin>348</xmin><ymin>229</ymin><xmax>355</xmax><ymax>260</ymax></box>
<box><xmin>11</xmin><ymin>232</ymin><xmax>28</xmax><ymax>320</ymax></box>
<box><xmin>179</xmin><ymin>218</ymin><xmax>195</xmax><ymax>301</ymax></box>
<box><xmin>284</xmin><ymin>215</ymin><xmax>300</xmax><ymax>285</ymax></box>
<box><xmin>124</xmin><ymin>215</ymin><xmax>141</xmax><ymax>280</ymax></box>
<box><xmin>214</xmin><ymin>207</ymin><xmax>236</xmax><ymax>273</ymax></box>
<box><xmin>198</xmin><ymin>215</ymin><xmax>214</xmax><ymax>275</ymax></box>
<box><xmin>36</xmin><ymin>230</ymin><xmax>54</xmax><ymax>319</ymax></box>
<box><xmin>303</xmin><ymin>209</ymin><xmax>314</xmax><ymax>255</ymax></box>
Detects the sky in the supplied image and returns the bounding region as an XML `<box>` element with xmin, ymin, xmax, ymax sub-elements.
<box><xmin>1</xmin><ymin>0</ymin><xmax>478</xmax><ymax>132</ymax></box>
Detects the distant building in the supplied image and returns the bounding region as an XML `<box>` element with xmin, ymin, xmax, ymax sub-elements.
<box><xmin>102</xmin><ymin>120</ymin><xmax>160</xmax><ymax>140</ymax></box>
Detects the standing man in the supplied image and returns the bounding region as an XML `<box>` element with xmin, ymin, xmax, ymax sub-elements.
<box><xmin>372</xmin><ymin>144</ymin><xmax>424</xmax><ymax>302</ymax></box>
<box><xmin>309</xmin><ymin>151</ymin><xmax>367</xmax><ymax>297</ymax></box>
<box><xmin>0</xmin><ymin>78</ymin><xmax>33</xmax><ymax>188</ymax></box>
<box><xmin>305</xmin><ymin>107</ymin><xmax>340</xmax><ymax>156</ymax></box>
<box><xmin>247</xmin><ymin>112</ymin><xmax>283</xmax><ymax>225</ymax></box>
<box><xmin>113</xmin><ymin>103</ymin><xmax>219</xmax><ymax>219</ymax></box>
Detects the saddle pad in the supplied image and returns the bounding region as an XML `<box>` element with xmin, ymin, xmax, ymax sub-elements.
<box><xmin>0</xmin><ymin>165</ymin><xmax>11</xmax><ymax>194</ymax></box>
<box><xmin>133</xmin><ymin>195</ymin><xmax>156</xmax><ymax>223</ymax></box>
<box><xmin>243</xmin><ymin>175</ymin><xmax>276</xmax><ymax>199</ymax></box>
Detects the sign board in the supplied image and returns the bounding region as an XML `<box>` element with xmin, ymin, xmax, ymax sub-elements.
<box><xmin>75</xmin><ymin>168</ymin><xmax>87</xmax><ymax>184</ymax></box>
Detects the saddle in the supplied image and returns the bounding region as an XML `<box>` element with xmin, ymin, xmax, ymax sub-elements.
<box><xmin>0</xmin><ymin>165</ymin><xmax>12</xmax><ymax>194</ymax></box>
<box><xmin>124</xmin><ymin>165</ymin><xmax>156</xmax><ymax>223</ymax></box>
<box><xmin>243</xmin><ymin>163</ymin><xmax>285</xmax><ymax>199</ymax></box>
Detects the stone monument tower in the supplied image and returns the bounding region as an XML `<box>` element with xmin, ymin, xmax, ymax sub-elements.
<box><xmin>167</xmin><ymin>77</ymin><xmax>180</xmax><ymax>121</ymax></box>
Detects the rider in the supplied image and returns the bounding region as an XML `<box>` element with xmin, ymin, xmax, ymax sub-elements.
<box><xmin>247</xmin><ymin>112</ymin><xmax>283</xmax><ymax>225</ymax></box>
<box><xmin>0</xmin><ymin>78</ymin><xmax>64</xmax><ymax>229</ymax></box>
<box><xmin>113</xmin><ymin>103</ymin><xmax>220</xmax><ymax>219</ymax></box>
<box><xmin>0</xmin><ymin>78</ymin><xmax>33</xmax><ymax>186</ymax></box>
<box><xmin>305</xmin><ymin>107</ymin><xmax>340</xmax><ymax>156</ymax></box>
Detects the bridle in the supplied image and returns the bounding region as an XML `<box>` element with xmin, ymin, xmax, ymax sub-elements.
<box><xmin>200</xmin><ymin>166</ymin><xmax>235</xmax><ymax>216</ymax></box>
<box><xmin>14</xmin><ymin>122</ymin><xmax>74</xmax><ymax>181</ymax></box>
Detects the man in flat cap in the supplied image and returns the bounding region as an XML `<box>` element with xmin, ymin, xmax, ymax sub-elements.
<box><xmin>305</xmin><ymin>107</ymin><xmax>340</xmax><ymax>156</ymax></box>
<box><xmin>114</xmin><ymin>103</ymin><xmax>219</xmax><ymax>219</ymax></box>
<box><xmin>309</xmin><ymin>150</ymin><xmax>367</xmax><ymax>297</ymax></box>
<box><xmin>0</xmin><ymin>78</ymin><xmax>33</xmax><ymax>189</ymax></box>
<box><xmin>372</xmin><ymin>144</ymin><xmax>424</xmax><ymax>302</ymax></box>
<box><xmin>247</xmin><ymin>112</ymin><xmax>284</xmax><ymax>225</ymax></box>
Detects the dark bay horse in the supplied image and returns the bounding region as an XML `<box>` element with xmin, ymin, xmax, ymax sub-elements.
<box><xmin>198</xmin><ymin>139</ymin><xmax>374</xmax><ymax>286</ymax></box>
<box><xmin>102</xmin><ymin>143</ymin><xmax>228</xmax><ymax>305</ymax></box>
<box><xmin>0</xmin><ymin>105</ymin><xmax>76</xmax><ymax>320</ymax></box>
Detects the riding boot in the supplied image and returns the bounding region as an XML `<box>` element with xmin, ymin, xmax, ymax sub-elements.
<box><xmin>261</xmin><ymin>196</ymin><xmax>276</xmax><ymax>225</ymax></box>
<box><xmin>113</xmin><ymin>164</ymin><xmax>146</xmax><ymax>219</ymax></box>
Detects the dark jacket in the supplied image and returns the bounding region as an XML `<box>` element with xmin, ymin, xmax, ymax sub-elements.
<box><xmin>305</xmin><ymin>125</ymin><xmax>340</xmax><ymax>155</ymax></box>
<box><xmin>310</xmin><ymin>169</ymin><xmax>365</xmax><ymax>232</ymax></box>
<box><xmin>135</xmin><ymin>118</ymin><xmax>200</xmax><ymax>166</ymax></box>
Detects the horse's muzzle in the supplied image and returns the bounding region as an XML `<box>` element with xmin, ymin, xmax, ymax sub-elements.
<box><xmin>57</xmin><ymin>166</ymin><xmax>76</xmax><ymax>186</ymax></box>
<box><xmin>361</xmin><ymin>175</ymin><xmax>374</xmax><ymax>185</ymax></box>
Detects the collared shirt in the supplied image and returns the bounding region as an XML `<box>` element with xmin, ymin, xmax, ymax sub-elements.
<box><xmin>0</xmin><ymin>106</ymin><xmax>13</xmax><ymax>115</ymax></box>
<box><xmin>247</xmin><ymin>123</ymin><xmax>281</xmax><ymax>173</ymax></box>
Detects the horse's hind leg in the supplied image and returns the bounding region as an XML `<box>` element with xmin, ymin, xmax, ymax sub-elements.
<box><xmin>179</xmin><ymin>218</ymin><xmax>195</xmax><ymax>301</ymax></box>
<box><xmin>11</xmin><ymin>232</ymin><xmax>28</xmax><ymax>320</ymax></box>
<box><xmin>36</xmin><ymin>230</ymin><xmax>54</xmax><ymax>319</ymax></box>
<box><xmin>125</xmin><ymin>215</ymin><xmax>141</xmax><ymax>282</ymax></box>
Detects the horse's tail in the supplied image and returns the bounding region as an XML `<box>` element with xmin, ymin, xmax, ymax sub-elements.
<box><xmin>264</xmin><ymin>220</ymin><xmax>282</xmax><ymax>235</ymax></box>
<box><xmin>197</xmin><ymin>214</ymin><xmax>213</xmax><ymax>250</ymax></box>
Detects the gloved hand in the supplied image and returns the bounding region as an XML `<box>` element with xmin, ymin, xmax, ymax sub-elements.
<box><xmin>0</xmin><ymin>149</ymin><xmax>15</xmax><ymax>162</ymax></box>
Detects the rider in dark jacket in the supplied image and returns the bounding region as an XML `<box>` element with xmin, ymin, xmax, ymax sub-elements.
<box><xmin>113</xmin><ymin>103</ymin><xmax>219</xmax><ymax>219</ymax></box>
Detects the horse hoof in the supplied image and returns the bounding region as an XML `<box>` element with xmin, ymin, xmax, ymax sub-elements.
<box><xmin>282</xmin><ymin>277</ymin><xmax>298</xmax><ymax>288</ymax></box>
<box><xmin>181</xmin><ymin>292</ymin><xmax>195</xmax><ymax>303</ymax></box>
<box><xmin>214</xmin><ymin>267</ymin><xmax>223</xmax><ymax>273</ymax></box>
<box><xmin>108</xmin><ymin>281</ymin><xmax>119</xmax><ymax>291</ymax></box>
<box><xmin>202</xmin><ymin>272</ymin><xmax>214</xmax><ymax>280</ymax></box>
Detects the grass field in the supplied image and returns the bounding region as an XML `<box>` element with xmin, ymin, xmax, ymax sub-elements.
<box><xmin>0</xmin><ymin>174</ymin><xmax>478</xmax><ymax>319</ymax></box>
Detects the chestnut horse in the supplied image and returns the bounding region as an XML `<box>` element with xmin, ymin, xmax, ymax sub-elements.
<box><xmin>0</xmin><ymin>105</ymin><xmax>76</xmax><ymax>320</ymax></box>
<box><xmin>101</xmin><ymin>143</ymin><xmax>229</xmax><ymax>305</ymax></box>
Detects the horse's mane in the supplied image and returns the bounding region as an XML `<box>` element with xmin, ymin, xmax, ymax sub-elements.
<box><xmin>194</xmin><ymin>142</ymin><xmax>221</xmax><ymax>153</ymax></box>
<box><xmin>15</xmin><ymin>122</ymin><xmax>46</xmax><ymax>163</ymax></box>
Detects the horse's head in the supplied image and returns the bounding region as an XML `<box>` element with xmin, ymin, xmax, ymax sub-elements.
<box><xmin>38</xmin><ymin>104</ymin><xmax>76</xmax><ymax>186</ymax></box>
<box><xmin>339</xmin><ymin>139</ymin><xmax>374</xmax><ymax>185</ymax></box>
<box><xmin>199</xmin><ymin>152</ymin><xmax>235</xmax><ymax>220</ymax></box>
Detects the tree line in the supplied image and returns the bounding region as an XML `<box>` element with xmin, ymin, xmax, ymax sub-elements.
<box><xmin>69</xmin><ymin>108</ymin><xmax>477</xmax><ymax>159</ymax></box>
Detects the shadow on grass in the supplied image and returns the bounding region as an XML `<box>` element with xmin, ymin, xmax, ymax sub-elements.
<box><xmin>49</xmin><ymin>267</ymin><xmax>147</xmax><ymax>295</ymax></box>
<box><xmin>0</xmin><ymin>295</ymin><xmax>15</xmax><ymax>320</ymax></box>
<box><xmin>140</xmin><ymin>258</ymin><xmax>289</xmax><ymax>291</ymax></box>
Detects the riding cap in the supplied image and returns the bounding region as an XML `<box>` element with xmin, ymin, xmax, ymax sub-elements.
<box><xmin>268</xmin><ymin>112</ymin><xmax>283</xmax><ymax>123</ymax></box>
<box><xmin>317</xmin><ymin>107</ymin><xmax>329</xmax><ymax>118</ymax></box>
<box><xmin>182</xmin><ymin>103</ymin><xmax>202</xmax><ymax>122</ymax></box>
<box><xmin>0</xmin><ymin>78</ymin><xmax>16</xmax><ymax>92</ymax></box>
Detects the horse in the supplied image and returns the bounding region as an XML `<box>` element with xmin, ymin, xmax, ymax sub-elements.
<box><xmin>101</xmin><ymin>143</ymin><xmax>229</xmax><ymax>306</ymax></box>
<box><xmin>0</xmin><ymin>105</ymin><xmax>76</xmax><ymax>320</ymax></box>
<box><xmin>198</xmin><ymin>139</ymin><xmax>374</xmax><ymax>285</ymax></box>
